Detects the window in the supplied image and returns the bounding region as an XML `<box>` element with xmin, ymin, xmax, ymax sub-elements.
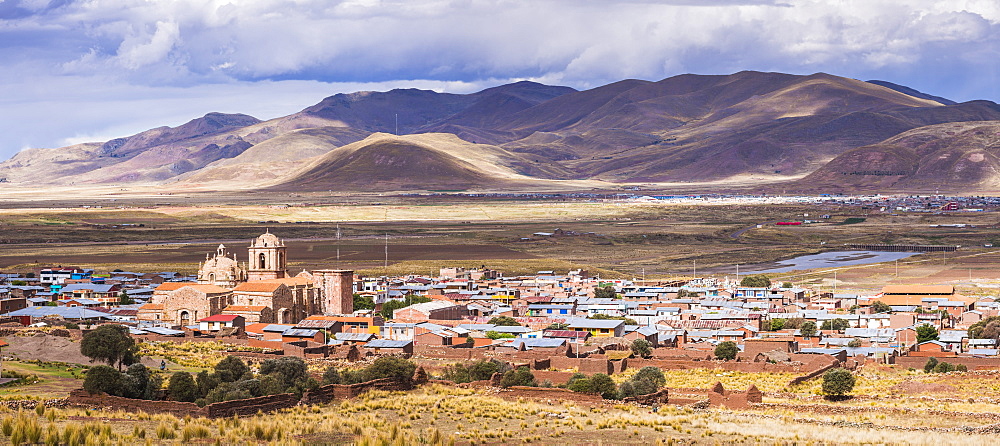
<box><xmin>601</xmin><ymin>329</ymin><xmax>609</xmax><ymax>333</ymax></box>
<box><xmin>560</xmin><ymin>309</ymin><xmax>568</xmax><ymax>314</ymax></box>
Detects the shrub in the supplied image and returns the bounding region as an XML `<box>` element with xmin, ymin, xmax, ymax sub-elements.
<box><xmin>714</xmin><ymin>341</ymin><xmax>738</xmax><ymax>360</ymax></box>
<box><xmin>916</xmin><ymin>324</ymin><xmax>940</xmax><ymax>343</ymax></box>
<box><xmin>260</xmin><ymin>357</ymin><xmax>308</xmax><ymax>388</ymax></box>
<box><xmin>956</xmin><ymin>364</ymin><xmax>968</xmax><ymax>372</ymax></box>
<box><xmin>214</xmin><ymin>356</ymin><xmax>250</xmax><ymax>383</ymax></box>
<box><xmin>83</xmin><ymin>365</ymin><xmax>123</xmax><ymax>396</ymax></box>
<box><xmin>740</xmin><ymin>274</ymin><xmax>771</xmax><ymax>287</ymax></box>
<box><xmin>847</xmin><ymin>338</ymin><xmax>863</xmax><ymax>348</ymax></box>
<box><xmin>769</xmin><ymin>318</ymin><xmax>785</xmax><ymax>331</ymax></box>
<box><xmin>821</xmin><ymin>367</ymin><xmax>856</xmax><ymax>398</ymax></box>
<box><xmin>195</xmin><ymin>370</ymin><xmax>220</xmax><ymax>398</ymax></box>
<box><xmin>364</xmin><ymin>356</ymin><xmax>417</xmax><ymax>384</ymax></box>
<box><xmin>932</xmin><ymin>362</ymin><xmax>955</xmax><ymax>373</ymax></box>
<box><xmin>322</xmin><ymin>367</ymin><xmax>341</xmax><ymax>385</ymax></box>
<box><xmin>820</xmin><ymin>318</ymin><xmax>850</xmax><ymax>331</ymax></box>
<box><xmin>499</xmin><ymin>367</ymin><xmax>536</xmax><ymax>388</ymax></box>
<box><xmin>485</xmin><ymin>331</ymin><xmax>515</xmax><ymax>340</ymax></box>
<box><xmin>923</xmin><ymin>357</ymin><xmax>939</xmax><ymax>373</ymax></box>
<box><xmin>167</xmin><ymin>372</ymin><xmax>198</xmax><ymax>402</ymax></box>
<box><xmin>870</xmin><ymin>301</ymin><xmax>892</xmax><ymax>314</ymax></box>
<box><xmin>594</xmin><ymin>286</ymin><xmax>617</xmax><ymax>299</ymax></box>
<box><xmin>123</xmin><ymin>364</ymin><xmax>160</xmax><ymax>400</ymax></box>
<box><xmin>630</xmin><ymin>339</ymin><xmax>652</xmax><ymax>358</ymax></box>
<box><xmin>800</xmin><ymin>321</ymin><xmax>817</xmax><ymax>337</ymax></box>
<box><xmin>488</xmin><ymin>316</ymin><xmax>520</xmax><ymax>326</ymax></box>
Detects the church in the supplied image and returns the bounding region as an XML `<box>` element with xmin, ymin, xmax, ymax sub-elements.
<box><xmin>138</xmin><ymin>231</ymin><xmax>353</xmax><ymax>327</ymax></box>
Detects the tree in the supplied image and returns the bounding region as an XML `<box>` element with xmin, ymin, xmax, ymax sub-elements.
<box><xmin>588</xmin><ymin>314</ymin><xmax>639</xmax><ymax>325</ymax></box>
<box><xmin>467</xmin><ymin>359</ymin><xmax>503</xmax><ymax>381</ymax></box>
<box><xmin>353</xmin><ymin>294</ymin><xmax>375</xmax><ymax>310</ymax></box>
<box><xmin>214</xmin><ymin>356</ymin><xmax>250</xmax><ymax>383</ymax></box>
<box><xmin>619</xmin><ymin>366</ymin><xmax>665</xmax><ymax>398</ymax></box>
<box><xmin>769</xmin><ymin>318</ymin><xmax>785</xmax><ymax>331</ymax></box>
<box><xmin>714</xmin><ymin>341</ymin><xmax>738</xmax><ymax>360</ymax></box>
<box><xmin>594</xmin><ymin>286</ymin><xmax>617</xmax><ymax>299</ymax></box>
<box><xmin>485</xmin><ymin>331</ymin><xmax>515</xmax><ymax>340</ymax></box>
<box><xmin>821</xmin><ymin>368</ymin><xmax>856</xmax><ymax>398</ymax></box>
<box><xmin>800</xmin><ymin>321</ymin><xmax>817</xmax><ymax>337</ymax></box>
<box><xmin>567</xmin><ymin>373</ymin><xmax>617</xmax><ymax>399</ymax></box>
<box><xmin>123</xmin><ymin>364</ymin><xmax>159</xmax><ymax>400</ymax></box>
<box><xmin>588</xmin><ymin>373</ymin><xmax>618</xmax><ymax>399</ymax></box>
<box><xmin>631</xmin><ymin>339</ymin><xmax>652</xmax><ymax>358</ymax></box>
<box><xmin>545</xmin><ymin>323</ymin><xmax>568</xmax><ymax>330</ymax></box>
<box><xmin>916</xmin><ymin>324</ymin><xmax>939</xmax><ymax>344</ymax></box>
<box><xmin>781</xmin><ymin>282</ymin><xmax>793</xmax><ymax>288</ymax></box>
<box><xmin>820</xmin><ymin>318</ymin><xmax>850</xmax><ymax>331</ymax></box>
<box><xmin>932</xmin><ymin>361</ymin><xmax>955</xmax><ymax>373</ymax></box>
<box><xmin>260</xmin><ymin>357</ymin><xmax>309</xmax><ymax>389</ymax></box>
<box><xmin>847</xmin><ymin>338</ymin><xmax>863</xmax><ymax>348</ymax></box>
<box><xmin>968</xmin><ymin>316</ymin><xmax>1000</xmax><ymax>339</ymax></box>
<box><xmin>488</xmin><ymin>316</ymin><xmax>520</xmax><ymax>326</ymax></box>
<box><xmin>499</xmin><ymin>366</ymin><xmax>536</xmax><ymax>388</ymax></box>
<box><xmin>118</xmin><ymin>290</ymin><xmax>134</xmax><ymax>305</ymax></box>
<box><xmin>322</xmin><ymin>367</ymin><xmax>341</xmax><ymax>385</ymax></box>
<box><xmin>870</xmin><ymin>301</ymin><xmax>892</xmax><ymax>314</ymax></box>
<box><xmin>80</xmin><ymin>324</ymin><xmax>139</xmax><ymax>371</ymax></box>
<box><xmin>923</xmin><ymin>357</ymin><xmax>939</xmax><ymax>373</ymax></box>
<box><xmin>740</xmin><ymin>274</ymin><xmax>771</xmax><ymax>288</ymax></box>
<box><xmin>782</xmin><ymin>318</ymin><xmax>805</xmax><ymax>330</ymax></box>
<box><xmin>196</xmin><ymin>370</ymin><xmax>220</xmax><ymax>398</ymax></box>
<box><xmin>363</xmin><ymin>356</ymin><xmax>417</xmax><ymax>384</ymax></box>
<box><xmin>167</xmin><ymin>372</ymin><xmax>198</xmax><ymax>402</ymax></box>
<box><xmin>83</xmin><ymin>365</ymin><xmax>123</xmax><ymax>396</ymax></box>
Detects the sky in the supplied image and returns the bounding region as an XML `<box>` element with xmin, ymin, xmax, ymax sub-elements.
<box><xmin>1</xmin><ymin>0</ymin><xmax>998</xmax><ymax>160</ymax></box>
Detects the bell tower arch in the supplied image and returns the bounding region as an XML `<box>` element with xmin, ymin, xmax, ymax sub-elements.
<box><xmin>247</xmin><ymin>230</ymin><xmax>287</xmax><ymax>281</ymax></box>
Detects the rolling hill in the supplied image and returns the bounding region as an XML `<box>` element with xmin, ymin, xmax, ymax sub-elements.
<box><xmin>4</xmin><ymin>71</ymin><xmax>1000</xmax><ymax>193</ymax></box>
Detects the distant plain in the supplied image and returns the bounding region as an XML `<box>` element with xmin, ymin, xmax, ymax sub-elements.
<box><xmin>3</xmin><ymin>191</ymin><xmax>1000</xmax><ymax>294</ymax></box>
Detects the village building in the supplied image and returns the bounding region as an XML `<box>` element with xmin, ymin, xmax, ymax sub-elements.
<box><xmin>137</xmin><ymin>232</ymin><xmax>353</xmax><ymax>327</ymax></box>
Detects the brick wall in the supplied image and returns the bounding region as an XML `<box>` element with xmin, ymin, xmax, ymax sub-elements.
<box><xmin>548</xmin><ymin>357</ymin><xmax>613</xmax><ymax>374</ymax></box>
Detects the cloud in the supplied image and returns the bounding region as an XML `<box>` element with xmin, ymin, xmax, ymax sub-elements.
<box><xmin>0</xmin><ymin>0</ymin><xmax>998</xmax><ymax>159</ymax></box>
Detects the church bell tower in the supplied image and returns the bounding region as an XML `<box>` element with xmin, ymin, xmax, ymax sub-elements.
<box><xmin>247</xmin><ymin>230</ymin><xmax>287</xmax><ymax>281</ymax></box>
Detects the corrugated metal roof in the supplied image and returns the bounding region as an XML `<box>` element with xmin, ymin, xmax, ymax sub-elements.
<box><xmin>509</xmin><ymin>338</ymin><xmax>565</xmax><ymax>348</ymax></box>
<box><xmin>365</xmin><ymin>340</ymin><xmax>412</xmax><ymax>348</ymax></box>
<box><xmin>282</xmin><ymin>329</ymin><xmax>319</xmax><ymax>337</ymax></box>
<box><xmin>2</xmin><ymin>306</ymin><xmax>109</xmax><ymax>319</ymax></box>
<box><xmin>334</xmin><ymin>333</ymin><xmax>375</xmax><ymax>342</ymax></box>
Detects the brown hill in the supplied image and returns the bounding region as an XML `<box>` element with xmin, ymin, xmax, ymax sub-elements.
<box><xmin>269</xmin><ymin>133</ymin><xmax>571</xmax><ymax>191</ymax></box>
<box><xmin>794</xmin><ymin>121</ymin><xmax>1000</xmax><ymax>193</ymax></box>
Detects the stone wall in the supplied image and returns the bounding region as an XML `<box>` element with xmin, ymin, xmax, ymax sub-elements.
<box><xmin>531</xmin><ymin>370</ymin><xmax>576</xmax><ymax>385</ymax></box>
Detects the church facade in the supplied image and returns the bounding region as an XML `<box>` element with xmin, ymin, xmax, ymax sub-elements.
<box><xmin>138</xmin><ymin>232</ymin><xmax>353</xmax><ymax>327</ymax></box>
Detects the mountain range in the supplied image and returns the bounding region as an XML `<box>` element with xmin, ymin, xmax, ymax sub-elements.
<box><xmin>4</xmin><ymin>71</ymin><xmax>1000</xmax><ymax>193</ymax></box>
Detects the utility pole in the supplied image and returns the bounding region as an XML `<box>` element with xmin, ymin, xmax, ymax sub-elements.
<box><xmin>693</xmin><ymin>260</ymin><xmax>696</xmax><ymax>279</ymax></box>
<box><xmin>384</xmin><ymin>233</ymin><xmax>389</xmax><ymax>271</ymax></box>
<box><xmin>336</xmin><ymin>223</ymin><xmax>341</xmax><ymax>261</ymax></box>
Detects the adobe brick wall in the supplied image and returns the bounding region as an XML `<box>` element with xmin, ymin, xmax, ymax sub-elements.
<box><xmin>531</xmin><ymin>370</ymin><xmax>575</xmax><ymax>385</ymax></box>
<box><xmin>549</xmin><ymin>357</ymin><xmax>613</xmax><ymax>374</ymax></box>
<box><xmin>205</xmin><ymin>393</ymin><xmax>299</xmax><ymax>418</ymax></box>
<box><xmin>895</xmin><ymin>356</ymin><xmax>1000</xmax><ymax>370</ymax></box>
<box><xmin>301</xmin><ymin>378</ymin><xmax>415</xmax><ymax>405</ymax></box>
<box><xmin>66</xmin><ymin>390</ymin><xmax>201</xmax><ymax>417</ymax></box>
